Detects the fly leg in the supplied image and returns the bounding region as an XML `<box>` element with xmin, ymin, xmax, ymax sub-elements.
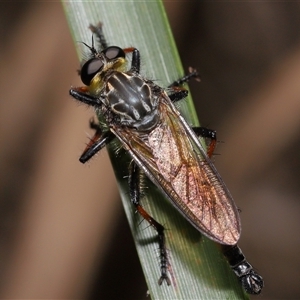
<box><xmin>168</xmin><ymin>88</ymin><xmax>188</xmax><ymax>103</ymax></box>
<box><xmin>79</xmin><ymin>119</ymin><xmax>114</xmax><ymax>163</ymax></box>
<box><xmin>121</xmin><ymin>47</ymin><xmax>141</xmax><ymax>73</ymax></box>
<box><xmin>221</xmin><ymin>245</ymin><xmax>264</xmax><ymax>295</ymax></box>
<box><xmin>69</xmin><ymin>87</ymin><xmax>114</xmax><ymax>163</ymax></box>
<box><xmin>167</xmin><ymin>67</ymin><xmax>200</xmax><ymax>102</ymax></box>
<box><xmin>70</xmin><ymin>86</ymin><xmax>104</xmax><ymax>108</ymax></box>
<box><xmin>167</xmin><ymin>68</ymin><xmax>217</xmax><ymax>158</ymax></box>
<box><xmin>129</xmin><ymin>161</ymin><xmax>170</xmax><ymax>286</ymax></box>
<box><xmin>168</xmin><ymin>67</ymin><xmax>200</xmax><ymax>87</ymax></box>
<box><xmin>192</xmin><ymin>127</ymin><xmax>217</xmax><ymax>158</ymax></box>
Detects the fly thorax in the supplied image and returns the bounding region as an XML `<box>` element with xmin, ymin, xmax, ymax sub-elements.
<box><xmin>106</xmin><ymin>72</ymin><xmax>160</xmax><ymax>131</ymax></box>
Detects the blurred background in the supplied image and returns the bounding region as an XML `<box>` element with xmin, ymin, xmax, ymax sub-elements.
<box><xmin>1</xmin><ymin>1</ymin><xmax>300</xmax><ymax>299</ymax></box>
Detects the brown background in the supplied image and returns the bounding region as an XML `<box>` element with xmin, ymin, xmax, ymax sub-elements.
<box><xmin>1</xmin><ymin>2</ymin><xmax>300</xmax><ymax>299</ymax></box>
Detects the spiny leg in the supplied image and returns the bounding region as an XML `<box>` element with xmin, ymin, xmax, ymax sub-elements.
<box><xmin>166</xmin><ymin>68</ymin><xmax>217</xmax><ymax>158</ymax></box>
<box><xmin>221</xmin><ymin>245</ymin><xmax>264</xmax><ymax>295</ymax></box>
<box><xmin>69</xmin><ymin>87</ymin><xmax>104</xmax><ymax>108</ymax></box>
<box><xmin>129</xmin><ymin>161</ymin><xmax>170</xmax><ymax>285</ymax></box>
<box><xmin>121</xmin><ymin>47</ymin><xmax>140</xmax><ymax>73</ymax></box>
<box><xmin>129</xmin><ymin>48</ymin><xmax>141</xmax><ymax>73</ymax></box>
<box><xmin>168</xmin><ymin>67</ymin><xmax>200</xmax><ymax>87</ymax></box>
<box><xmin>168</xmin><ymin>88</ymin><xmax>188</xmax><ymax>103</ymax></box>
<box><xmin>168</xmin><ymin>67</ymin><xmax>200</xmax><ymax>103</ymax></box>
<box><xmin>193</xmin><ymin>127</ymin><xmax>217</xmax><ymax>158</ymax></box>
<box><xmin>79</xmin><ymin>119</ymin><xmax>114</xmax><ymax>164</ymax></box>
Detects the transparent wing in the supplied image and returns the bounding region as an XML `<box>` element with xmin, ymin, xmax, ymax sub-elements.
<box><xmin>113</xmin><ymin>93</ymin><xmax>241</xmax><ymax>245</ymax></box>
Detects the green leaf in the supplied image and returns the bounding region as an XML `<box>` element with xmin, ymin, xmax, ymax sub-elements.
<box><xmin>62</xmin><ymin>1</ymin><xmax>248</xmax><ymax>299</ymax></box>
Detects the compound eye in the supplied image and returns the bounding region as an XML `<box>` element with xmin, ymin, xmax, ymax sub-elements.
<box><xmin>80</xmin><ymin>58</ymin><xmax>104</xmax><ymax>86</ymax></box>
<box><xmin>103</xmin><ymin>46</ymin><xmax>125</xmax><ymax>60</ymax></box>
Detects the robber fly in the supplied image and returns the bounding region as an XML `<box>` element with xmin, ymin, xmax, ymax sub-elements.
<box><xmin>70</xmin><ymin>23</ymin><xmax>264</xmax><ymax>295</ymax></box>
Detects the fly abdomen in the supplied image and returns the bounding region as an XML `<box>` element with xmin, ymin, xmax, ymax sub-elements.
<box><xmin>222</xmin><ymin>245</ymin><xmax>264</xmax><ymax>294</ymax></box>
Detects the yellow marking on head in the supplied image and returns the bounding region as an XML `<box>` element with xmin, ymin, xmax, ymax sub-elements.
<box><xmin>88</xmin><ymin>57</ymin><xmax>127</xmax><ymax>96</ymax></box>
